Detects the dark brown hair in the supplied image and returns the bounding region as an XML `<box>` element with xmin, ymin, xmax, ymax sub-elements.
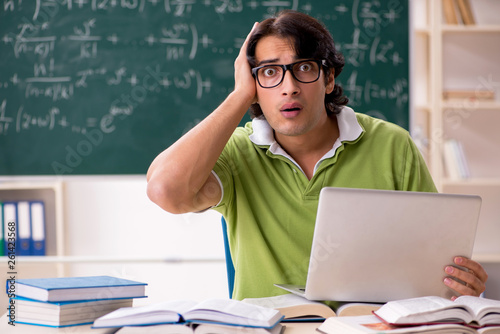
<box><xmin>246</xmin><ymin>10</ymin><xmax>348</xmax><ymax>118</ymax></box>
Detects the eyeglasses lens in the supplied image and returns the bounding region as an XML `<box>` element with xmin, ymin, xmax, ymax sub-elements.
<box><xmin>256</xmin><ymin>60</ymin><xmax>320</xmax><ymax>88</ymax></box>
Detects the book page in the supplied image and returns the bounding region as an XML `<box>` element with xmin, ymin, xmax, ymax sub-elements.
<box><xmin>318</xmin><ymin>315</ymin><xmax>478</xmax><ymax>334</ymax></box>
<box><xmin>243</xmin><ymin>294</ymin><xmax>325</xmax><ymax>309</ymax></box>
<box><xmin>379</xmin><ymin>296</ymin><xmax>456</xmax><ymax>316</ymax></box>
<box><xmin>187</xmin><ymin>298</ymin><xmax>279</xmax><ymax>319</ymax></box>
<box><xmin>454</xmin><ymin>296</ymin><xmax>500</xmax><ymax>320</ymax></box>
<box><xmin>184</xmin><ymin>299</ymin><xmax>281</xmax><ymax>327</ymax></box>
<box><xmin>374</xmin><ymin>296</ymin><xmax>473</xmax><ymax>324</ymax></box>
<box><xmin>243</xmin><ymin>294</ymin><xmax>336</xmax><ymax>319</ymax></box>
<box><xmin>93</xmin><ymin>300</ymin><xmax>197</xmax><ymax>327</ymax></box>
<box><xmin>337</xmin><ymin>303</ymin><xmax>382</xmax><ymax>317</ymax></box>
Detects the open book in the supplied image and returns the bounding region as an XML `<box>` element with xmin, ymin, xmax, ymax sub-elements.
<box><xmin>242</xmin><ymin>294</ymin><xmax>381</xmax><ymax>321</ymax></box>
<box><xmin>374</xmin><ymin>296</ymin><xmax>500</xmax><ymax>329</ymax></box>
<box><xmin>92</xmin><ymin>299</ymin><xmax>283</xmax><ymax>329</ymax></box>
<box><xmin>317</xmin><ymin>315</ymin><xmax>500</xmax><ymax>334</ymax></box>
<box><xmin>115</xmin><ymin>322</ymin><xmax>284</xmax><ymax>334</ymax></box>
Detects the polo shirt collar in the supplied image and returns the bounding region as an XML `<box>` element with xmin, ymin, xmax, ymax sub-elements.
<box><xmin>248</xmin><ymin>106</ymin><xmax>364</xmax><ymax>174</ymax></box>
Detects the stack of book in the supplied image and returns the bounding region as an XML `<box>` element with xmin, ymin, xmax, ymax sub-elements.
<box><xmin>92</xmin><ymin>298</ymin><xmax>284</xmax><ymax>333</ymax></box>
<box><xmin>8</xmin><ymin>275</ymin><xmax>147</xmax><ymax>328</ymax></box>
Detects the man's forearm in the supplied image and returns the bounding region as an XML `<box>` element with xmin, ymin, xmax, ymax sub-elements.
<box><xmin>146</xmin><ymin>90</ymin><xmax>253</xmax><ymax>213</ymax></box>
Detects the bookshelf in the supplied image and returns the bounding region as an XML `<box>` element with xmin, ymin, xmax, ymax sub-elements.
<box><xmin>411</xmin><ymin>0</ymin><xmax>500</xmax><ymax>265</ymax></box>
<box><xmin>0</xmin><ymin>181</ymin><xmax>65</xmax><ymax>257</ymax></box>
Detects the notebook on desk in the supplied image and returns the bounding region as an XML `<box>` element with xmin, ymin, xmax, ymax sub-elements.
<box><xmin>275</xmin><ymin>187</ymin><xmax>482</xmax><ymax>303</ymax></box>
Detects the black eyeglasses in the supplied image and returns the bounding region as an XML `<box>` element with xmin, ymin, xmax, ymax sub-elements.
<box><xmin>251</xmin><ymin>59</ymin><xmax>326</xmax><ymax>89</ymax></box>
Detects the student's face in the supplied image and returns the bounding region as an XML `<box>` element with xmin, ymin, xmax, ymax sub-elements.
<box><xmin>254</xmin><ymin>35</ymin><xmax>335</xmax><ymax>138</ymax></box>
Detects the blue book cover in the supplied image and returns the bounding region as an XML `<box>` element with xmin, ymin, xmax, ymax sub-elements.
<box><xmin>0</xmin><ymin>202</ymin><xmax>4</xmax><ymax>256</ymax></box>
<box><xmin>13</xmin><ymin>275</ymin><xmax>148</xmax><ymax>302</ymax></box>
<box><xmin>14</xmin><ymin>295</ymin><xmax>135</xmax><ymax>306</ymax></box>
<box><xmin>14</xmin><ymin>320</ymin><xmax>95</xmax><ymax>328</ymax></box>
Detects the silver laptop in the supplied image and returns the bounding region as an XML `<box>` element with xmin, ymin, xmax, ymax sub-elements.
<box><xmin>275</xmin><ymin>187</ymin><xmax>481</xmax><ymax>303</ymax></box>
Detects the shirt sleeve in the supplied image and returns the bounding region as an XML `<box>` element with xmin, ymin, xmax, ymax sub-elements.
<box><xmin>401</xmin><ymin>135</ymin><xmax>438</xmax><ymax>193</ymax></box>
<box><xmin>212</xmin><ymin>134</ymin><xmax>237</xmax><ymax>212</ymax></box>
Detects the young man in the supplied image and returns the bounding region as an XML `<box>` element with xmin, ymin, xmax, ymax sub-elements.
<box><xmin>147</xmin><ymin>11</ymin><xmax>487</xmax><ymax>301</ymax></box>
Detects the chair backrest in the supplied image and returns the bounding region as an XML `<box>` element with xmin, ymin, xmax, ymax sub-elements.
<box><xmin>221</xmin><ymin>216</ymin><xmax>235</xmax><ymax>298</ymax></box>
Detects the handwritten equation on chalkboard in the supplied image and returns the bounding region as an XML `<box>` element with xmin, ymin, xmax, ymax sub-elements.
<box><xmin>0</xmin><ymin>0</ymin><xmax>409</xmax><ymax>175</ymax></box>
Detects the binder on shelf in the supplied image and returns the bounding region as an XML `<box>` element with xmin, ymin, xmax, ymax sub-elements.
<box><xmin>30</xmin><ymin>201</ymin><xmax>46</xmax><ymax>256</ymax></box>
<box><xmin>0</xmin><ymin>202</ymin><xmax>4</xmax><ymax>256</ymax></box>
<box><xmin>17</xmin><ymin>201</ymin><xmax>32</xmax><ymax>256</ymax></box>
<box><xmin>3</xmin><ymin>202</ymin><xmax>17</xmax><ymax>256</ymax></box>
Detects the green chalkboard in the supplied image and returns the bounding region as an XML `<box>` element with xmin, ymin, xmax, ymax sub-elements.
<box><xmin>0</xmin><ymin>1</ymin><xmax>408</xmax><ymax>175</ymax></box>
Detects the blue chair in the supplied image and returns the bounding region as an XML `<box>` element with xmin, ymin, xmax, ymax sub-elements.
<box><xmin>221</xmin><ymin>216</ymin><xmax>235</xmax><ymax>298</ymax></box>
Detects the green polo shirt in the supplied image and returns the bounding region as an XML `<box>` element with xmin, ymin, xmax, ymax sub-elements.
<box><xmin>212</xmin><ymin>107</ymin><xmax>437</xmax><ymax>301</ymax></box>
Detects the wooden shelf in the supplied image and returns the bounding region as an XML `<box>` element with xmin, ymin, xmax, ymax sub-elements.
<box><xmin>415</xmin><ymin>104</ymin><xmax>431</xmax><ymax>112</ymax></box>
<box><xmin>0</xmin><ymin>181</ymin><xmax>63</xmax><ymax>191</ymax></box>
<box><xmin>442</xmin><ymin>24</ymin><xmax>500</xmax><ymax>33</ymax></box>
<box><xmin>415</xmin><ymin>27</ymin><xmax>431</xmax><ymax>35</ymax></box>
<box><xmin>442</xmin><ymin>178</ymin><xmax>500</xmax><ymax>187</ymax></box>
<box><xmin>443</xmin><ymin>101</ymin><xmax>500</xmax><ymax>110</ymax></box>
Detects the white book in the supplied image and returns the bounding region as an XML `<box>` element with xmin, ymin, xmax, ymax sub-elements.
<box><xmin>316</xmin><ymin>314</ymin><xmax>493</xmax><ymax>333</ymax></box>
<box><xmin>93</xmin><ymin>299</ymin><xmax>283</xmax><ymax>329</ymax></box>
<box><xmin>115</xmin><ymin>322</ymin><xmax>284</xmax><ymax>334</ymax></box>
<box><xmin>374</xmin><ymin>295</ymin><xmax>500</xmax><ymax>328</ymax></box>
<box><xmin>455</xmin><ymin>140</ymin><xmax>470</xmax><ymax>178</ymax></box>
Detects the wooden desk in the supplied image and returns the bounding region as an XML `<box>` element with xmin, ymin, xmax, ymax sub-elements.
<box><xmin>1</xmin><ymin>314</ymin><xmax>320</xmax><ymax>333</ymax></box>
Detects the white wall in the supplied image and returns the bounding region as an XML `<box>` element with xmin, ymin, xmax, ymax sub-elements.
<box><xmin>0</xmin><ymin>175</ymin><xmax>228</xmax><ymax>308</ymax></box>
<box><xmin>63</xmin><ymin>176</ymin><xmax>223</xmax><ymax>258</ymax></box>
<box><xmin>62</xmin><ymin>176</ymin><xmax>227</xmax><ymax>304</ymax></box>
